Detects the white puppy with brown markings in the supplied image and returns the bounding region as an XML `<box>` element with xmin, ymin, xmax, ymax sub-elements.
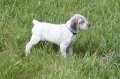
<box><xmin>26</xmin><ymin>14</ymin><xmax>90</xmax><ymax>58</ymax></box>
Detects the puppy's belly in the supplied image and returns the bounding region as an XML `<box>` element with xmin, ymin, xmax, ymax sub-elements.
<box><xmin>41</xmin><ymin>33</ymin><xmax>60</xmax><ymax>45</ymax></box>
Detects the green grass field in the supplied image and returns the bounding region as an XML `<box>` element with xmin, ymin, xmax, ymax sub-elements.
<box><xmin>0</xmin><ymin>0</ymin><xmax>120</xmax><ymax>79</ymax></box>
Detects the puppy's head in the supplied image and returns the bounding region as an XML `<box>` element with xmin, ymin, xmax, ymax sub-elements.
<box><xmin>69</xmin><ymin>14</ymin><xmax>90</xmax><ymax>32</ymax></box>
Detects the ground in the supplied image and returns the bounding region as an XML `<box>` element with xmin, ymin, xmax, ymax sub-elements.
<box><xmin>0</xmin><ymin>0</ymin><xmax>120</xmax><ymax>79</ymax></box>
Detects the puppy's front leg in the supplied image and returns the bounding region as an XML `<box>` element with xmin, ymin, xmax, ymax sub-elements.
<box><xmin>60</xmin><ymin>45</ymin><xmax>67</xmax><ymax>58</ymax></box>
<box><xmin>67</xmin><ymin>44</ymin><xmax>73</xmax><ymax>57</ymax></box>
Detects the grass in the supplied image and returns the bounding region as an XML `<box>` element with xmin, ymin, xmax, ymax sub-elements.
<box><xmin>0</xmin><ymin>0</ymin><xmax>120</xmax><ymax>79</ymax></box>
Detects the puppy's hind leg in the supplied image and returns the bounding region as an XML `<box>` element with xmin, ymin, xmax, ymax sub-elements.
<box><xmin>26</xmin><ymin>35</ymin><xmax>40</xmax><ymax>56</ymax></box>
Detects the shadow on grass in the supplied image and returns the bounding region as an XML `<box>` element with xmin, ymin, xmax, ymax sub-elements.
<box><xmin>73</xmin><ymin>40</ymin><xmax>99</xmax><ymax>58</ymax></box>
<box><xmin>34</xmin><ymin>41</ymin><xmax>59</xmax><ymax>53</ymax></box>
<box><xmin>22</xmin><ymin>40</ymin><xmax>99</xmax><ymax>59</ymax></box>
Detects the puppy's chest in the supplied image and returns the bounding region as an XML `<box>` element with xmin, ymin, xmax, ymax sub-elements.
<box><xmin>71</xmin><ymin>36</ymin><xmax>76</xmax><ymax>41</ymax></box>
<box><xmin>70</xmin><ymin>35</ymin><xmax>76</xmax><ymax>43</ymax></box>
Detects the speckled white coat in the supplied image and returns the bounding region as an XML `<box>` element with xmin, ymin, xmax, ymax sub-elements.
<box><xmin>26</xmin><ymin>14</ymin><xmax>90</xmax><ymax>58</ymax></box>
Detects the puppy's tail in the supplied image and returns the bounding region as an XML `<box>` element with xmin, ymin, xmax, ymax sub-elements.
<box><xmin>32</xmin><ymin>19</ymin><xmax>39</xmax><ymax>25</ymax></box>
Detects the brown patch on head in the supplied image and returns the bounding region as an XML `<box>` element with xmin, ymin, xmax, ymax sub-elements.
<box><xmin>70</xmin><ymin>18</ymin><xmax>78</xmax><ymax>31</ymax></box>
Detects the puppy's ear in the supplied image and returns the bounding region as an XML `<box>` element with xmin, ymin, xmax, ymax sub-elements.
<box><xmin>70</xmin><ymin>19</ymin><xmax>78</xmax><ymax>31</ymax></box>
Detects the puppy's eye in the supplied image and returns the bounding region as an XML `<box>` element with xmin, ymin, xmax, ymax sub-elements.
<box><xmin>79</xmin><ymin>20</ymin><xmax>84</xmax><ymax>24</ymax></box>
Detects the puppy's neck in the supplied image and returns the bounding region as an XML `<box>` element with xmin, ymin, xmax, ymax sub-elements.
<box><xmin>66</xmin><ymin>22</ymin><xmax>77</xmax><ymax>35</ymax></box>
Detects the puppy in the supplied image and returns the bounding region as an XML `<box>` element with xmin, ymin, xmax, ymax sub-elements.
<box><xmin>26</xmin><ymin>14</ymin><xmax>90</xmax><ymax>58</ymax></box>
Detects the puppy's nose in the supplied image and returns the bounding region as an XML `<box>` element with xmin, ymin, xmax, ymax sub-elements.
<box><xmin>87</xmin><ymin>23</ymin><xmax>90</xmax><ymax>27</ymax></box>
